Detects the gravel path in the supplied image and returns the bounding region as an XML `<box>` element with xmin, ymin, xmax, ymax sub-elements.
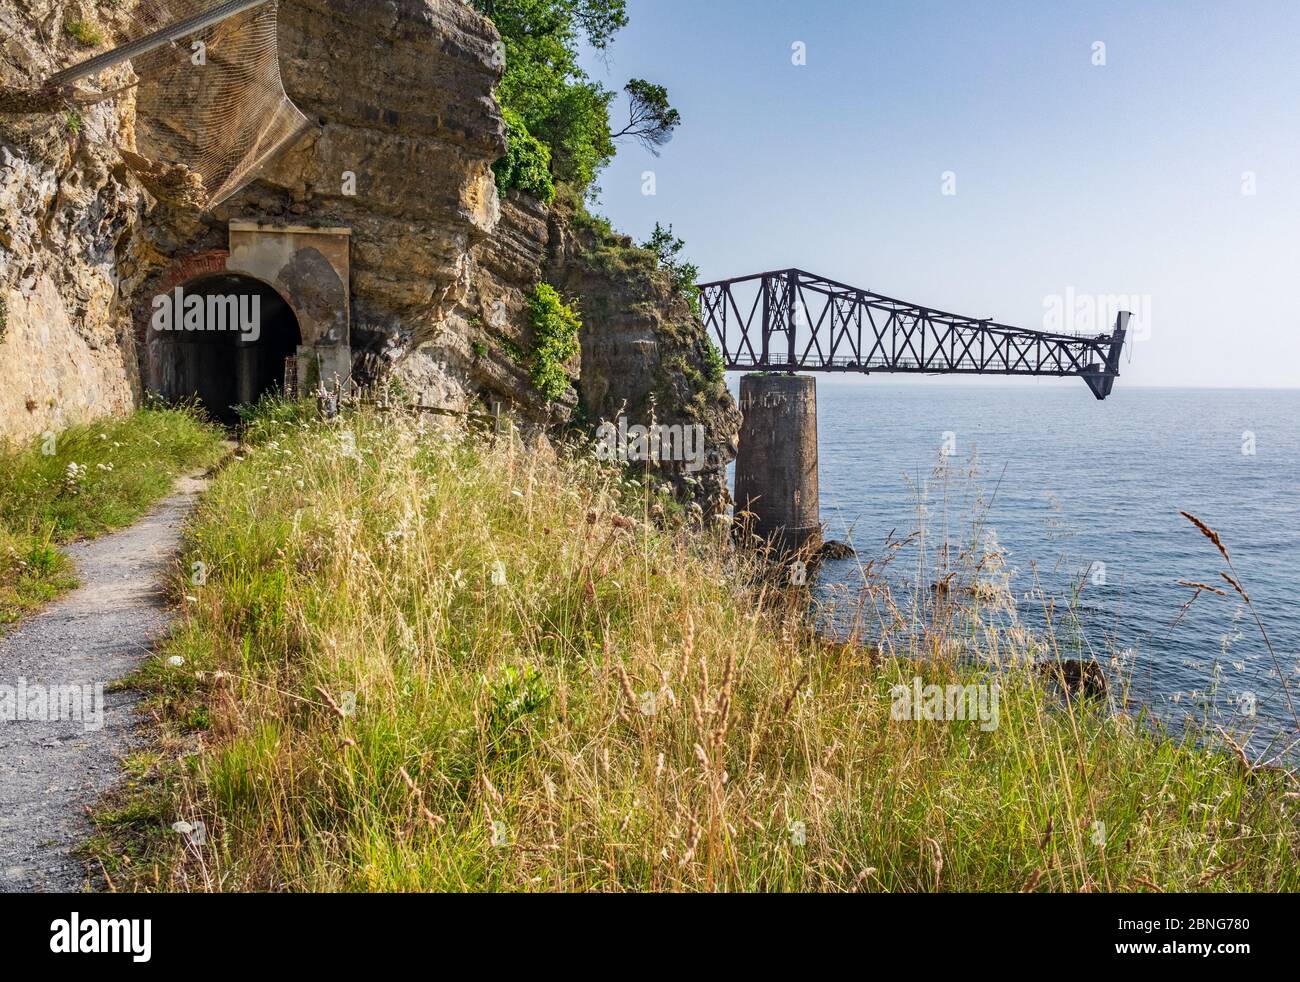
<box><xmin>0</xmin><ymin>473</ymin><xmax>210</xmax><ymax>892</ymax></box>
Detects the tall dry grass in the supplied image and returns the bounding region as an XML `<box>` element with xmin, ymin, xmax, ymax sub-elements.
<box><xmin>97</xmin><ymin>402</ymin><xmax>1298</xmax><ymax>892</ymax></box>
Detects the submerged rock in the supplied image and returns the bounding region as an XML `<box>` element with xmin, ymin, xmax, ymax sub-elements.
<box><xmin>818</xmin><ymin>539</ymin><xmax>856</xmax><ymax>560</ymax></box>
<box><xmin>1038</xmin><ymin>659</ymin><xmax>1109</xmax><ymax>700</ymax></box>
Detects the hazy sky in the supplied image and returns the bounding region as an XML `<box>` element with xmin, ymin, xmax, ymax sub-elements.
<box><xmin>582</xmin><ymin>0</ymin><xmax>1300</xmax><ymax>389</ymax></box>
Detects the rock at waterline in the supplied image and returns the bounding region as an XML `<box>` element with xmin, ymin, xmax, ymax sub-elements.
<box><xmin>818</xmin><ymin>540</ymin><xmax>856</xmax><ymax>561</ymax></box>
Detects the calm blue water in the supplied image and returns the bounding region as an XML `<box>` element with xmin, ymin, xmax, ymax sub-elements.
<box><xmin>730</xmin><ymin>380</ymin><xmax>1300</xmax><ymax>761</ymax></box>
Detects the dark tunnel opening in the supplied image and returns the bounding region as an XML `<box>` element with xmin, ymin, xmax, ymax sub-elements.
<box><xmin>159</xmin><ymin>274</ymin><xmax>301</xmax><ymax>426</ymax></box>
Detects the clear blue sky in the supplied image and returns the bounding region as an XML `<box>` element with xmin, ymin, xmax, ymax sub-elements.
<box><xmin>581</xmin><ymin>0</ymin><xmax>1300</xmax><ymax>389</ymax></box>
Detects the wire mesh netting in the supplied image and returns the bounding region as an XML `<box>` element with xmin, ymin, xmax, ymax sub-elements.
<box><xmin>52</xmin><ymin>0</ymin><xmax>310</xmax><ymax>207</ymax></box>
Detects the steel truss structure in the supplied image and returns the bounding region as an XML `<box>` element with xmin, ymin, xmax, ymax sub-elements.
<box><xmin>699</xmin><ymin>269</ymin><xmax>1130</xmax><ymax>399</ymax></box>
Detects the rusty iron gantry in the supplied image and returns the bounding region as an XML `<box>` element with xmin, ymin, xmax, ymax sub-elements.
<box><xmin>699</xmin><ymin>269</ymin><xmax>1130</xmax><ymax>399</ymax></box>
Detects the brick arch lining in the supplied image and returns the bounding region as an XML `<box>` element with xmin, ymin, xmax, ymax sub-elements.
<box><xmin>157</xmin><ymin>250</ymin><xmax>230</xmax><ymax>294</ymax></box>
<box><xmin>136</xmin><ymin>250</ymin><xmax>230</xmax><ymax>355</ymax></box>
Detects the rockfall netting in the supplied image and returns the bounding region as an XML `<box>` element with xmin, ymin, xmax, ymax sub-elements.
<box><xmin>46</xmin><ymin>0</ymin><xmax>310</xmax><ymax>206</ymax></box>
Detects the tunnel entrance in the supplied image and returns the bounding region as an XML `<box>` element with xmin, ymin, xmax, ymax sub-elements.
<box><xmin>144</xmin><ymin>226</ymin><xmax>352</xmax><ymax>420</ymax></box>
<box><xmin>161</xmin><ymin>274</ymin><xmax>301</xmax><ymax>425</ymax></box>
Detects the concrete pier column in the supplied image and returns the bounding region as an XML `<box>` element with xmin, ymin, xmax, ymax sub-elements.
<box><xmin>734</xmin><ymin>374</ymin><xmax>821</xmax><ymax>554</ymax></box>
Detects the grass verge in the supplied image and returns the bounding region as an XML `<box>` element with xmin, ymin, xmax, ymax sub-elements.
<box><xmin>93</xmin><ymin>403</ymin><xmax>1298</xmax><ymax>891</ymax></box>
<box><xmin>0</xmin><ymin>407</ymin><xmax>226</xmax><ymax>627</ymax></box>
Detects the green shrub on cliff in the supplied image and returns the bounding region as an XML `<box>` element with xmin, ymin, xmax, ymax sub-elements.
<box><xmin>701</xmin><ymin>338</ymin><xmax>726</xmax><ymax>385</ymax></box>
<box><xmin>526</xmin><ymin>282</ymin><xmax>582</xmax><ymax>401</ymax></box>
<box><xmin>643</xmin><ymin>222</ymin><xmax>702</xmax><ymax>317</ymax></box>
<box><xmin>494</xmin><ymin>108</ymin><xmax>556</xmax><ymax>202</ymax></box>
<box><xmin>64</xmin><ymin>18</ymin><xmax>104</xmax><ymax>48</ymax></box>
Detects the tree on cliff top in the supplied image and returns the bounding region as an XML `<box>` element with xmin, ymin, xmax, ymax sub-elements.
<box><xmin>474</xmin><ymin>0</ymin><xmax>679</xmax><ymax>196</ymax></box>
<box><xmin>612</xmin><ymin>79</ymin><xmax>680</xmax><ymax>155</ymax></box>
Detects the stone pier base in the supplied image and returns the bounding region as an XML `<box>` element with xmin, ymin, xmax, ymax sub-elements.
<box><xmin>733</xmin><ymin>374</ymin><xmax>821</xmax><ymax>554</ymax></box>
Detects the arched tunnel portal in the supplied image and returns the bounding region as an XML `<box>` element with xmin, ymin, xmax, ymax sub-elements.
<box><xmin>143</xmin><ymin>224</ymin><xmax>353</xmax><ymax>426</ymax></box>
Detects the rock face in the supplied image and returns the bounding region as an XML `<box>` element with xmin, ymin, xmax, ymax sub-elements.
<box><xmin>0</xmin><ymin>1</ymin><xmax>149</xmax><ymax>442</ymax></box>
<box><xmin>0</xmin><ymin>0</ymin><xmax>739</xmax><ymax>511</ymax></box>
<box><xmin>544</xmin><ymin>198</ymin><xmax>740</xmax><ymax>510</ymax></box>
<box><xmin>225</xmin><ymin>0</ymin><xmax>508</xmax><ymax>397</ymax></box>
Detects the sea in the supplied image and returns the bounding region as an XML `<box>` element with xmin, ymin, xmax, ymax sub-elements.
<box><xmin>729</xmin><ymin>380</ymin><xmax>1300</xmax><ymax>762</ymax></box>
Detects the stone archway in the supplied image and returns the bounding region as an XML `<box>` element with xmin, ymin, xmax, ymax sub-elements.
<box><xmin>227</xmin><ymin>222</ymin><xmax>352</xmax><ymax>393</ymax></box>
<box><xmin>157</xmin><ymin>273</ymin><xmax>301</xmax><ymax>425</ymax></box>
<box><xmin>142</xmin><ymin>223</ymin><xmax>352</xmax><ymax>421</ymax></box>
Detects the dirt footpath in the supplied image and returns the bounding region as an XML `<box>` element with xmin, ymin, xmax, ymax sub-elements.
<box><xmin>0</xmin><ymin>474</ymin><xmax>209</xmax><ymax>892</ymax></box>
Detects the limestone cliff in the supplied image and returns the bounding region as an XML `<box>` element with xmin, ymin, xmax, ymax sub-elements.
<box><xmin>0</xmin><ymin>0</ymin><xmax>739</xmax><ymax>511</ymax></box>
<box><xmin>0</xmin><ymin>1</ymin><xmax>150</xmax><ymax>440</ymax></box>
<box><xmin>543</xmin><ymin>195</ymin><xmax>739</xmax><ymax>510</ymax></box>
